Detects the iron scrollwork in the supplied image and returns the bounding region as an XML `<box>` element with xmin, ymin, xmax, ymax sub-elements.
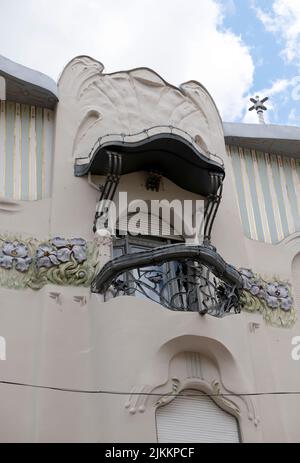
<box><xmin>204</xmin><ymin>174</ymin><xmax>224</xmax><ymax>245</ymax></box>
<box><xmin>92</xmin><ymin>244</ymin><xmax>243</xmax><ymax>318</ymax></box>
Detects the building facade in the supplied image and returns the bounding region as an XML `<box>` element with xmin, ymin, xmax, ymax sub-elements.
<box><xmin>0</xmin><ymin>54</ymin><xmax>299</xmax><ymax>443</ymax></box>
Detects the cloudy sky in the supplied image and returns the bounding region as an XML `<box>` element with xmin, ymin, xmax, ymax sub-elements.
<box><xmin>1</xmin><ymin>0</ymin><xmax>300</xmax><ymax>124</ymax></box>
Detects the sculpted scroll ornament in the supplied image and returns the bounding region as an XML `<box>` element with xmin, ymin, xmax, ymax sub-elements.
<box><xmin>125</xmin><ymin>370</ymin><xmax>259</xmax><ymax>428</ymax></box>
<box><xmin>67</xmin><ymin>56</ymin><xmax>224</xmax><ymax>164</ymax></box>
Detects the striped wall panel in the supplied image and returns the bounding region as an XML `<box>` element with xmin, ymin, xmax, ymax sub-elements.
<box><xmin>227</xmin><ymin>145</ymin><xmax>300</xmax><ymax>244</ymax></box>
<box><xmin>0</xmin><ymin>100</ymin><xmax>54</xmax><ymax>200</ymax></box>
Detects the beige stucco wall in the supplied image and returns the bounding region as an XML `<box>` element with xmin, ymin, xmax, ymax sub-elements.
<box><xmin>0</xmin><ymin>289</ymin><xmax>299</xmax><ymax>443</ymax></box>
<box><xmin>0</xmin><ymin>56</ymin><xmax>299</xmax><ymax>442</ymax></box>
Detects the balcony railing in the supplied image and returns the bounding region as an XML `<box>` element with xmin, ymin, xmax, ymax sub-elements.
<box><xmin>92</xmin><ymin>244</ymin><xmax>243</xmax><ymax>318</ymax></box>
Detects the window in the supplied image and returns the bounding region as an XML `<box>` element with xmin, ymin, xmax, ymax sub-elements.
<box><xmin>156</xmin><ymin>389</ymin><xmax>240</xmax><ymax>443</ymax></box>
<box><xmin>113</xmin><ymin>234</ymin><xmax>182</xmax><ymax>257</ymax></box>
<box><xmin>111</xmin><ymin>234</ymin><xmax>195</xmax><ymax>309</ymax></box>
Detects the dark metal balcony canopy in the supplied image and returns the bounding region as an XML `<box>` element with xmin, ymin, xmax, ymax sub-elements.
<box><xmin>92</xmin><ymin>243</ymin><xmax>243</xmax><ymax>293</ymax></box>
<box><xmin>75</xmin><ymin>132</ymin><xmax>225</xmax><ymax>197</ymax></box>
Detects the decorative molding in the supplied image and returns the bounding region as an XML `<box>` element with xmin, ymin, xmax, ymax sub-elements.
<box><xmin>0</xmin><ymin>199</ymin><xmax>22</xmax><ymax>213</ymax></box>
<box><xmin>240</xmin><ymin>268</ymin><xmax>296</xmax><ymax>328</ymax></box>
<box><xmin>125</xmin><ymin>351</ymin><xmax>259</xmax><ymax>428</ymax></box>
<box><xmin>73</xmin><ymin>295</ymin><xmax>87</xmax><ymax>306</ymax></box>
<box><xmin>210</xmin><ymin>380</ymin><xmax>241</xmax><ymax>419</ymax></box>
<box><xmin>184</xmin><ymin>352</ymin><xmax>259</xmax><ymax>426</ymax></box>
<box><xmin>209</xmin><ymin>379</ymin><xmax>259</xmax><ymax>427</ymax></box>
<box><xmin>124</xmin><ymin>385</ymin><xmax>154</xmax><ymax>415</ymax></box>
<box><xmin>155</xmin><ymin>378</ymin><xmax>181</xmax><ymax>408</ymax></box>
<box><xmin>249</xmin><ymin>322</ymin><xmax>260</xmax><ymax>333</ymax></box>
<box><xmin>49</xmin><ymin>291</ymin><xmax>62</xmax><ymax>305</ymax></box>
<box><xmin>62</xmin><ymin>56</ymin><xmax>223</xmax><ymax>164</ymax></box>
<box><xmin>94</xmin><ymin>229</ymin><xmax>113</xmax><ymax>271</ymax></box>
<box><xmin>185</xmin><ymin>352</ymin><xmax>204</xmax><ymax>380</ymax></box>
<box><xmin>94</xmin><ymin>229</ymin><xmax>113</xmax><ymax>248</ymax></box>
<box><xmin>0</xmin><ymin>234</ymin><xmax>97</xmax><ymax>290</ymax></box>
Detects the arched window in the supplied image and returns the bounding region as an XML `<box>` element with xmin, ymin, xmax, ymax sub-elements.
<box><xmin>292</xmin><ymin>254</ymin><xmax>300</xmax><ymax>311</ymax></box>
<box><xmin>156</xmin><ymin>389</ymin><xmax>240</xmax><ymax>443</ymax></box>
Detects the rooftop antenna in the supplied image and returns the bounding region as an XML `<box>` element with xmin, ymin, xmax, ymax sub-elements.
<box><xmin>249</xmin><ymin>95</ymin><xmax>269</xmax><ymax>124</ymax></box>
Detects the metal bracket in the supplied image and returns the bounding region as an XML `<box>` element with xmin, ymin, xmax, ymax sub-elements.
<box><xmin>93</xmin><ymin>151</ymin><xmax>122</xmax><ymax>233</ymax></box>
<box><xmin>203</xmin><ymin>173</ymin><xmax>224</xmax><ymax>245</ymax></box>
<box><xmin>146</xmin><ymin>171</ymin><xmax>162</xmax><ymax>192</ymax></box>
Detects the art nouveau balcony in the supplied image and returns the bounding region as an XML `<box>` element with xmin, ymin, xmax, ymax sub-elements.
<box><xmin>92</xmin><ymin>243</ymin><xmax>243</xmax><ymax>318</ymax></box>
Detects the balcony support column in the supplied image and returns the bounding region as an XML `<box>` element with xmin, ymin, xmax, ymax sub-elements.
<box><xmin>94</xmin><ymin>229</ymin><xmax>113</xmax><ymax>272</ymax></box>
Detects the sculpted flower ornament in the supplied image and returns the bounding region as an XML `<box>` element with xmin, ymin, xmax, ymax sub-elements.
<box><xmin>51</xmin><ymin>238</ymin><xmax>87</xmax><ymax>263</ymax></box>
<box><xmin>240</xmin><ymin>268</ymin><xmax>263</xmax><ymax>297</ymax></box>
<box><xmin>263</xmin><ymin>282</ymin><xmax>293</xmax><ymax>312</ymax></box>
<box><xmin>36</xmin><ymin>238</ymin><xmax>87</xmax><ymax>269</ymax></box>
<box><xmin>0</xmin><ymin>235</ymin><xmax>96</xmax><ymax>291</ymax></box>
<box><xmin>36</xmin><ymin>244</ymin><xmax>60</xmax><ymax>269</ymax></box>
<box><xmin>0</xmin><ymin>241</ymin><xmax>32</xmax><ymax>272</ymax></box>
<box><xmin>240</xmin><ymin>268</ymin><xmax>293</xmax><ymax>313</ymax></box>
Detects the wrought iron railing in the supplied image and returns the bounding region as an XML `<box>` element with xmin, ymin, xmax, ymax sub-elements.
<box><xmin>92</xmin><ymin>244</ymin><xmax>243</xmax><ymax>318</ymax></box>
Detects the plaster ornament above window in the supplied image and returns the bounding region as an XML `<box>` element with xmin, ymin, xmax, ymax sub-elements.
<box><xmin>125</xmin><ymin>351</ymin><xmax>260</xmax><ymax>436</ymax></box>
<box><xmin>240</xmin><ymin>268</ymin><xmax>296</xmax><ymax>328</ymax></box>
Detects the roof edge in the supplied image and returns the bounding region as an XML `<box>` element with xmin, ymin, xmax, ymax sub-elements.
<box><xmin>0</xmin><ymin>54</ymin><xmax>58</xmax><ymax>108</ymax></box>
<box><xmin>223</xmin><ymin>122</ymin><xmax>300</xmax><ymax>156</ymax></box>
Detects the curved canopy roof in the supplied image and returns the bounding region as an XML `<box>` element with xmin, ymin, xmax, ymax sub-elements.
<box><xmin>74</xmin><ymin>131</ymin><xmax>225</xmax><ymax>197</ymax></box>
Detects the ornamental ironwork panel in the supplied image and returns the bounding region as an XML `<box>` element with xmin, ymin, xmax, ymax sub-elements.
<box><xmin>92</xmin><ymin>244</ymin><xmax>243</xmax><ymax>318</ymax></box>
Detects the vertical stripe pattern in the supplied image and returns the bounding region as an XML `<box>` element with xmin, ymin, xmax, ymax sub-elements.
<box><xmin>228</xmin><ymin>145</ymin><xmax>300</xmax><ymax>244</ymax></box>
<box><xmin>0</xmin><ymin>101</ymin><xmax>53</xmax><ymax>200</ymax></box>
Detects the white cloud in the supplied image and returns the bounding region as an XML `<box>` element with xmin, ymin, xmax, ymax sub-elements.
<box><xmin>0</xmin><ymin>0</ymin><xmax>254</xmax><ymax>121</ymax></box>
<box><xmin>255</xmin><ymin>0</ymin><xmax>300</xmax><ymax>64</ymax></box>
<box><xmin>264</xmin><ymin>79</ymin><xmax>293</xmax><ymax>96</ymax></box>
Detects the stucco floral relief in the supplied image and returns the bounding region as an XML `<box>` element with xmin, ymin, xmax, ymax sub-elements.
<box><xmin>0</xmin><ymin>241</ymin><xmax>32</xmax><ymax>272</ymax></box>
<box><xmin>0</xmin><ymin>236</ymin><xmax>296</xmax><ymax>329</ymax></box>
<box><xmin>240</xmin><ymin>268</ymin><xmax>296</xmax><ymax>328</ymax></box>
<box><xmin>0</xmin><ymin>235</ymin><xmax>97</xmax><ymax>290</ymax></box>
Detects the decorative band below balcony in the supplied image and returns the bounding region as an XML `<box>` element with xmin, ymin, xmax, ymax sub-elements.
<box><xmin>92</xmin><ymin>244</ymin><xmax>243</xmax><ymax>318</ymax></box>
